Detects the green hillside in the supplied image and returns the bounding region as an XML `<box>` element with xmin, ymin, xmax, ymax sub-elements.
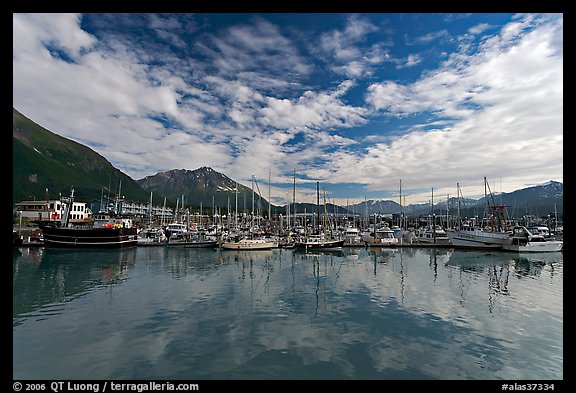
<box><xmin>13</xmin><ymin>108</ymin><xmax>150</xmax><ymax>204</ymax></box>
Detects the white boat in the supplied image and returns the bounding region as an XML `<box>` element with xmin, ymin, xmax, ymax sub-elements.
<box><xmin>361</xmin><ymin>226</ymin><xmax>399</xmax><ymax>246</ymax></box>
<box><xmin>220</xmin><ymin>237</ymin><xmax>278</xmax><ymax>250</ymax></box>
<box><xmin>415</xmin><ymin>225</ymin><xmax>451</xmax><ymax>245</ymax></box>
<box><xmin>164</xmin><ymin>222</ymin><xmax>189</xmax><ymax>238</ymax></box>
<box><xmin>446</xmin><ymin>224</ymin><xmax>510</xmax><ymax>250</ymax></box>
<box><xmin>502</xmin><ymin>226</ymin><xmax>563</xmax><ymax>252</ymax></box>
<box><xmin>447</xmin><ymin>177</ymin><xmax>512</xmax><ymax>250</ymax></box>
<box><xmin>342</xmin><ymin>226</ymin><xmax>363</xmax><ymax>246</ymax></box>
<box><xmin>526</xmin><ymin>225</ymin><xmax>555</xmax><ymax>239</ymax></box>
<box><xmin>168</xmin><ymin>232</ymin><xmax>218</xmax><ymax>247</ymax></box>
<box><xmin>137</xmin><ymin>227</ymin><xmax>167</xmax><ymax>246</ymax></box>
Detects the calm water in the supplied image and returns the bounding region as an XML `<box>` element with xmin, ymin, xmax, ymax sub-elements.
<box><xmin>13</xmin><ymin>246</ymin><xmax>563</xmax><ymax>380</ymax></box>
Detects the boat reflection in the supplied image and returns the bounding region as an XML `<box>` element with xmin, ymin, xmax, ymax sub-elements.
<box><xmin>509</xmin><ymin>252</ymin><xmax>562</xmax><ymax>279</ymax></box>
<box><xmin>293</xmin><ymin>248</ymin><xmax>346</xmax><ymax>258</ymax></box>
<box><xmin>217</xmin><ymin>249</ymin><xmax>275</xmax><ymax>263</ymax></box>
<box><xmin>445</xmin><ymin>249</ymin><xmax>561</xmax><ymax>278</ymax></box>
<box><xmin>13</xmin><ymin>248</ymin><xmax>137</xmax><ymax>326</ymax></box>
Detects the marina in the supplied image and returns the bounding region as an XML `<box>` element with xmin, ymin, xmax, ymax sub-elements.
<box><xmin>12</xmin><ymin>12</ymin><xmax>564</xmax><ymax>383</ymax></box>
<box><xmin>13</xmin><ymin>245</ymin><xmax>563</xmax><ymax>380</ymax></box>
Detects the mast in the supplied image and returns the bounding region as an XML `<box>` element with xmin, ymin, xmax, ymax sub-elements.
<box><xmin>61</xmin><ymin>187</ymin><xmax>75</xmax><ymax>227</ymax></box>
<box><xmin>149</xmin><ymin>191</ymin><xmax>153</xmax><ymax>226</ymax></box>
<box><xmin>446</xmin><ymin>194</ymin><xmax>449</xmax><ymax>229</ymax></box>
<box><xmin>399</xmin><ymin>179</ymin><xmax>402</xmax><ymax>229</ymax></box>
<box><xmin>431</xmin><ymin>187</ymin><xmax>434</xmax><ymax>215</ymax></box>
<box><xmin>456</xmin><ymin>183</ymin><xmax>461</xmax><ymax>226</ymax></box>
<box><xmin>323</xmin><ymin>189</ymin><xmax>328</xmax><ymax>236</ymax></box>
<box><xmin>293</xmin><ymin>169</ymin><xmax>296</xmax><ymax>229</ymax></box>
<box><xmin>286</xmin><ymin>192</ymin><xmax>290</xmax><ymax>228</ymax></box>
<box><xmin>268</xmin><ymin>168</ymin><xmax>271</xmax><ymax>223</ymax></box>
<box><xmin>115</xmin><ymin>180</ymin><xmax>122</xmax><ymax>214</ymax></box>
<box><xmin>431</xmin><ymin>187</ymin><xmax>435</xmax><ymax>241</ymax></box>
<box><xmin>174</xmin><ymin>197</ymin><xmax>179</xmax><ymax>223</ymax></box>
<box><xmin>364</xmin><ymin>197</ymin><xmax>368</xmax><ymax>230</ymax></box>
<box><xmin>316</xmin><ymin>181</ymin><xmax>320</xmax><ymax>234</ymax></box>
<box><xmin>161</xmin><ymin>197</ymin><xmax>166</xmax><ymax>226</ymax></box>
<box><xmin>235</xmin><ymin>182</ymin><xmax>238</xmax><ymax>228</ymax></box>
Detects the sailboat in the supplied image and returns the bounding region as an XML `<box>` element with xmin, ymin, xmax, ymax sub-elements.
<box><xmin>220</xmin><ymin>176</ymin><xmax>277</xmax><ymax>250</ymax></box>
<box><xmin>295</xmin><ymin>183</ymin><xmax>344</xmax><ymax>250</ymax></box>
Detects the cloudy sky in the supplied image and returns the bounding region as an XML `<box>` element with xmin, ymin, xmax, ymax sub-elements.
<box><xmin>13</xmin><ymin>13</ymin><xmax>563</xmax><ymax>206</ymax></box>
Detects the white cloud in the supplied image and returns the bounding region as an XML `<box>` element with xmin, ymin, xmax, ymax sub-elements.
<box><xmin>350</xmin><ymin>14</ymin><xmax>562</xmax><ymax>203</ymax></box>
<box><xmin>413</xmin><ymin>29</ymin><xmax>450</xmax><ymax>45</ymax></box>
<box><xmin>13</xmin><ymin>13</ymin><xmax>96</xmax><ymax>61</ymax></box>
<box><xmin>13</xmin><ymin>13</ymin><xmax>563</xmax><ymax>206</ymax></box>
<box><xmin>316</xmin><ymin>14</ymin><xmax>388</xmax><ymax>78</ymax></box>
<box><xmin>468</xmin><ymin>23</ymin><xmax>493</xmax><ymax>35</ymax></box>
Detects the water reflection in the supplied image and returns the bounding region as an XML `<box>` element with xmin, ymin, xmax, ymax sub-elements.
<box><xmin>13</xmin><ymin>247</ymin><xmax>562</xmax><ymax>380</ymax></box>
<box><xmin>13</xmin><ymin>248</ymin><xmax>136</xmax><ymax>326</ymax></box>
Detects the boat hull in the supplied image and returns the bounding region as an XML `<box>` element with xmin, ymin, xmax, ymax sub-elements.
<box><xmin>295</xmin><ymin>239</ymin><xmax>345</xmax><ymax>249</ymax></box>
<box><xmin>184</xmin><ymin>240</ymin><xmax>219</xmax><ymax>248</ymax></box>
<box><xmin>446</xmin><ymin>229</ymin><xmax>508</xmax><ymax>250</ymax></box>
<box><xmin>221</xmin><ymin>239</ymin><xmax>277</xmax><ymax>250</ymax></box>
<box><xmin>502</xmin><ymin>241</ymin><xmax>563</xmax><ymax>253</ymax></box>
<box><xmin>41</xmin><ymin>226</ymin><xmax>138</xmax><ymax>248</ymax></box>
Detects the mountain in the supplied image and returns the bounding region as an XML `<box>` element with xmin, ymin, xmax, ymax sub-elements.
<box><xmin>476</xmin><ymin>181</ymin><xmax>563</xmax><ymax>218</ymax></box>
<box><xmin>137</xmin><ymin>167</ymin><xmax>278</xmax><ymax>213</ymax></box>
<box><xmin>348</xmin><ymin>181</ymin><xmax>563</xmax><ymax>220</ymax></box>
<box><xmin>12</xmin><ymin>108</ymin><xmax>149</xmax><ymax>204</ymax></box>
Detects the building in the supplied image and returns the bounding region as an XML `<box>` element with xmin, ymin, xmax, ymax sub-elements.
<box><xmin>15</xmin><ymin>199</ymin><xmax>90</xmax><ymax>224</ymax></box>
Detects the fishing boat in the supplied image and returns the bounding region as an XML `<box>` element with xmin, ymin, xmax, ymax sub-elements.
<box><xmin>446</xmin><ymin>224</ymin><xmax>510</xmax><ymax>250</ymax></box>
<box><xmin>502</xmin><ymin>225</ymin><xmax>563</xmax><ymax>252</ymax></box>
<box><xmin>446</xmin><ymin>177</ymin><xmax>511</xmax><ymax>250</ymax></box>
<box><xmin>39</xmin><ymin>189</ymin><xmax>138</xmax><ymax>248</ymax></box>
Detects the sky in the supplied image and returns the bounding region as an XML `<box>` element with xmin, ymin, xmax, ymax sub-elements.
<box><xmin>13</xmin><ymin>13</ymin><xmax>563</xmax><ymax>206</ymax></box>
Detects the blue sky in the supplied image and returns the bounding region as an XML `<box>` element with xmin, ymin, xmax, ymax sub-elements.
<box><xmin>13</xmin><ymin>13</ymin><xmax>563</xmax><ymax>206</ymax></box>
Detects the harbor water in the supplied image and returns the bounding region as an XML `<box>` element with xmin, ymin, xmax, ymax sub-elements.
<box><xmin>13</xmin><ymin>246</ymin><xmax>563</xmax><ymax>380</ymax></box>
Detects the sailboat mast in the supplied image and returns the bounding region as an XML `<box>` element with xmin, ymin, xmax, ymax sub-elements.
<box><xmin>292</xmin><ymin>169</ymin><xmax>296</xmax><ymax>228</ymax></box>
<box><xmin>316</xmin><ymin>181</ymin><xmax>320</xmax><ymax>234</ymax></box>
<box><xmin>268</xmin><ymin>168</ymin><xmax>271</xmax><ymax>223</ymax></box>
<box><xmin>161</xmin><ymin>197</ymin><xmax>166</xmax><ymax>226</ymax></box>
<box><xmin>446</xmin><ymin>194</ymin><xmax>449</xmax><ymax>229</ymax></box>
<box><xmin>149</xmin><ymin>191</ymin><xmax>153</xmax><ymax>226</ymax></box>
<box><xmin>115</xmin><ymin>180</ymin><xmax>122</xmax><ymax>214</ymax></box>
<box><xmin>174</xmin><ymin>198</ymin><xmax>179</xmax><ymax>223</ymax></box>
<box><xmin>456</xmin><ymin>183</ymin><xmax>461</xmax><ymax>225</ymax></box>
<box><xmin>399</xmin><ymin>179</ymin><xmax>402</xmax><ymax>228</ymax></box>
